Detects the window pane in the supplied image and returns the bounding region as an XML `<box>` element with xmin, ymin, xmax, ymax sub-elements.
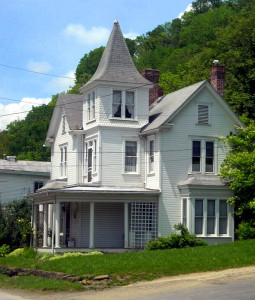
<box><xmin>125</xmin><ymin>141</ymin><xmax>137</xmax><ymax>172</ymax></box>
<box><xmin>192</xmin><ymin>157</ymin><xmax>200</xmax><ymax>172</ymax></box>
<box><xmin>113</xmin><ymin>90</ymin><xmax>122</xmax><ymax>117</ymax></box>
<box><xmin>193</xmin><ymin>141</ymin><xmax>201</xmax><ymax>156</ymax></box>
<box><xmin>207</xmin><ymin>218</ymin><xmax>215</xmax><ymax>234</ymax></box>
<box><xmin>182</xmin><ymin>198</ymin><xmax>187</xmax><ymax>227</ymax></box>
<box><xmin>207</xmin><ymin>200</ymin><xmax>215</xmax><ymax>217</ymax></box>
<box><xmin>219</xmin><ymin>200</ymin><xmax>227</xmax><ymax>217</ymax></box>
<box><xmin>126</xmin><ymin>91</ymin><xmax>134</xmax><ymax>104</ymax></box>
<box><xmin>219</xmin><ymin>219</ymin><xmax>227</xmax><ymax>234</ymax></box>
<box><xmin>113</xmin><ymin>90</ymin><xmax>121</xmax><ymax>103</ymax></box>
<box><xmin>195</xmin><ymin>200</ymin><xmax>203</xmax><ymax>233</ymax></box>
<box><xmin>192</xmin><ymin>141</ymin><xmax>201</xmax><ymax>172</ymax></box>
<box><xmin>195</xmin><ymin>218</ymin><xmax>203</xmax><ymax>234</ymax></box>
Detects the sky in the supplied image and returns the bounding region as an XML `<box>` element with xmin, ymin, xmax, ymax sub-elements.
<box><xmin>0</xmin><ymin>0</ymin><xmax>192</xmax><ymax>130</ymax></box>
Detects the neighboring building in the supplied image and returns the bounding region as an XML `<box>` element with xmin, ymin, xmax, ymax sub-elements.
<box><xmin>0</xmin><ymin>156</ymin><xmax>51</xmax><ymax>203</ymax></box>
<box><xmin>28</xmin><ymin>21</ymin><xmax>243</xmax><ymax>252</ymax></box>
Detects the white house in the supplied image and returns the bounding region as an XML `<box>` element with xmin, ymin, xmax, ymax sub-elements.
<box><xmin>29</xmin><ymin>21</ymin><xmax>243</xmax><ymax>251</ymax></box>
<box><xmin>0</xmin><ymin>156</ymin><xmax>50</xmax><ymax>203</ymax></box>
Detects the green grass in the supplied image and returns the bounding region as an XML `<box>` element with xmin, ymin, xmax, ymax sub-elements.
<box><xmin>0</xmin><ymin>239</ymin><xmax>255</xmax><ymax>291</ymax></box>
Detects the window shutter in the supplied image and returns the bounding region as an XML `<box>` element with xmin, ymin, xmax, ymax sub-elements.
<box><xmin>198</xmin><ymin>105</ymin><xmax>209</xmax><ymax>124</ymax></box>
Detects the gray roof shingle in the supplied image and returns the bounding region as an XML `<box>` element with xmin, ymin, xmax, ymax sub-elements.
<box><xmin>178</xmin><ymin>174</ymin><xmax>227</xmax><ymax>187</ymax></box>
<box><xmin>0</xmin><ymin>160</ymin><xmax>51</xmax><ymax>174</ymax></box>
<box><xmin>80</xmin><ymin>21</ymin><xmax>151</xmax><ymax>90</ymax></box>
<box><xmin>58</xmin><ymin>94</ymin><xmax>83</xmax><ymax>130</ymax></box>
<box><xmin>142</xmin><ymin>81</ymin><xmax>207</xmax><ymax>133</ymax></box>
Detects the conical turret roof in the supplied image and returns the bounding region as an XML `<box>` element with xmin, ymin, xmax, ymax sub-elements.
<box><xmin>80</xmin><ymin>21</ymin><xmax>151</xmax><ymax>90</ymax></box>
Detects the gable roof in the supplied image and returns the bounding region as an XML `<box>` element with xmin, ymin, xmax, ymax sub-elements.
<box><xmin>142</xmin><ymin>80</ymin><xmax>243</xmax><ymax>134</ymax></box>
<box><xmin>45</xmin><ymin>94</ymin><xmax>83</xmax><ymax>145</ymax></box>
<box><xmin>80</xmin><ymin>21</ymin><xmax>151</xmax><ymax>91</ymax></box>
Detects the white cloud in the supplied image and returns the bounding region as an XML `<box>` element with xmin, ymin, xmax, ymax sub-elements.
<box><xmin>27</xmin><ymin>60</ymin><xmax>52</xmax><ymax>73</ymax></box>
<box><xmin>0</xmin><ymin>98</ymin><xmax>51</xmax><ymax>130</ymax></box>
<box><xmin>64</xmin><ymin>24</ymin><xmax>110</xmax><ymax>46</ymax></box>
<box><xmin>47</xmin><ymin>71</ymin><xmax>75</xmax><ymax>93</ymax></box>
<box><xmin>178</xmin><ymin>4</ymin><xmax>193</xmax><ymax>19</ymax></box>
<box><xmin>124</xmin><ymin>32</ymin><xmax>139</xmax><ymax>40</ymax></box>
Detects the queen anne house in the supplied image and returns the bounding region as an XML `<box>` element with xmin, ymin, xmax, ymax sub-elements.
<box><xmin>29</xmin><ymin>21</ymin><xmax>243</xmax><ymax>252</ymax></box>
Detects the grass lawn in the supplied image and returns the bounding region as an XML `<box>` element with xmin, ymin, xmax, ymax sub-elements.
<box><xmin>0</xmin><ymin>239</ymin><xmax>255</xmax><ymax>291</ymax></box>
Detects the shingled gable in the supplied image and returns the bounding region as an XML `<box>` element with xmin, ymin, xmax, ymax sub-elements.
<box><xmin>45</xmin><ymin>94</ymin><xmax>83</xmax><ymax>146</ymax></box>
<box><xmin>79</xmin><ymin>21</ymin><xmax>151</xmax><ymax>92</ymax></box>
<box><xmin>141</xmin><ymin>80</ymin><xmax>243</xmax><ymax>134</ymax></box>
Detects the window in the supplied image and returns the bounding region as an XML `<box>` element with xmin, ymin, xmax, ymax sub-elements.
<box><xmin>125</xmin><ymin>141</ymin><xmax>137</xmax><ymax>172</ymax></box>
<box><xmin>112</xmin><ymin>90</ymin><xmax>135</xmax><ymax>119</ymax></box>
<box><xmin>62</xmin><ymin>115</ymin><xmax>66</xmax><ymax>134</ymax></box>
<box><xmin>34</xmin><ymin>181</ymin><xmax>44</xmax><ymax>192</ymax></box>
<box><xmin>192</xmin><ymin>140</ymin><xmax>215</xmax><ymax>173</ymax></box>
<box><xmin>84</xmin><ymin>138</ymin><xmax>97</xmax><ymax>182</ymax></box>
<box><xmin>219</xmin><ymin>200</ymin><xmax>228</xmax><ymax>234</ymax></box>
<box><xmin>207</xmin><ymin>200</ymin><xmax>215</xmax><ymax>234</ymax></box>
<box><xmin>60</xmin><ymin>145</ymin><xmax>67</xmax><ymax>177</ymax></box>
<box><xmin>198</xmin><ymin>104</ymin><xmax>209</xmax><ymax>124</ymax></box>
<box><xmin>87</xmin><ymin>91</ymin><xmax>96</xmax><ymax>121</ymax></box>
<box><xmin>149</xmin><ymin>140</ymin><xmax>154</xmax><ymax>172</ymax></box>
<box><xmin>195</xmin><ymin>199</ymin><xmax>203</xmax><ymax>234</ymax></box>
<box><xmin>182</xmin><ymin>198</ymin><xmax>187</xmax><ymax>227</ymax></box>
<box><xmin>193</xmin><ymin>198</ymin><xmax>229</xmax><ymax>236</ymax></box>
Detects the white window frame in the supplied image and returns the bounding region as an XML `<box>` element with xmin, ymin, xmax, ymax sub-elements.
<box><xmin>123</xmin><ymin>138</ymin><xmax>140</xmax><ymax>174</ymax></box>
<box><xmin>148</xmin><ymin>139</ymin><xmax>155</xmax><ymax>173</ymax></box>
<box><xmin>87</xmin><ymin>91</ymin><xmax>96</xmax><ymax>122</ymax></box>
<box><xmin>84</xmin><ymin>137</ymin><xmax>97</xmax><ymax>182</ymax></box>
<box><xmin>191</xmin><ymin>198</ymin><xmax>230</xmax><ymax>237</ymax></box>
<box><xmin>191</xmin><ymin>138</ymin><xmax>216</xmax><ymax>174</ymax></box>
<box><xmin>60</xmin><ymin>144</ymin><xmax>67</xmax><ymax>178</ymax></box>
<box><xmin>197</xmin><ymin>103</ymin><xmax>211</xmax><ymax>125</ymax></box>
<box><xmin>112</xmin><ymin>89</ymin><xmax>136</xmax><ymax>119</ymax></box>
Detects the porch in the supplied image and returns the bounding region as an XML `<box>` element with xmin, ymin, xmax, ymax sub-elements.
<box><xmin>32</xmin><ymin>190</ymin><xmax>159</xmax><ymax>251</ymax></box>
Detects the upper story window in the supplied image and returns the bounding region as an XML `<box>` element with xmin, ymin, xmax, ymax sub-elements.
<box><xmin>125</xmin><ymin>141</ymin><xmax>137</xmax><ymax>172</ymax></box>
<box><xmin>192</xmin><ymin>140</ymin><xmax>215</xmax><ymax>173</ymax></box>
<box><xmin>84</xmin><ymin>138</ymin><xmax>97</xmax><ymax>182</ymax></box>
<box><xmin>148</xmin><ymin>140</ymin><xmax>154</xmax><ymax>173</ymax></box>
<box><xmin>113</xmin><ymin>90</ymin><xmax>135</xmax><ymax>119</ymax></box>
<box><xmin>60</xmin><ymin>145</ymin><xmax>67</xmax><ymax>177</ymax></box>
<box><xmin>197</xmin><ymin>104</ymin><xmax>209</xmax><ymax>124</ymax></box>
<box><xmin>87</xmin><ymin>91</ymin><xmax>95</xmax><ymax>121</ymax></box>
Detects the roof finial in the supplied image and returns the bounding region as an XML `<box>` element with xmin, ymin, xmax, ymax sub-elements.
<box><xmin>114</xmin><ymin>20</ymin><xmax>119</xmax><ymax>24</ymax></box>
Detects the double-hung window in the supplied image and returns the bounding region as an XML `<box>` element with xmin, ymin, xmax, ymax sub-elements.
<box><xmin>219</xmin><ymin>200</ymin><xmax>228</xmax><ymax>234</ymax></box>
<box><xmin>195</xmin><ymin>199</ymin><xmax>204</xmax><ymax>234</ymax></box>
<box><xmin>125</xmin><ymin>141</ymin><xmax>137</xmax><ymax>172</ymax></box>
<box><xmin>192</xmin><ymin>140</ymin><xmax>215</xmax><ymax>173</ymax></box>
<box><xmin>60</xmin><ymin>145</ymin><xmax>67</xmax><ymax>177</ymax></box>
<box><xmin>112</xmin><ymin>90</ymin><xmax>135</xmax><ymax>119</ymax></box>
<box><xmin>148</xmin><ymin>140</ymin><xmax>154</xmax><ymax>173</ymax></box>
<box><xmin>84</xmin><ymin>138</ymin><xmax>97</xmax><ymax>182</ymax></box>
<box><xmin>87</xmin><ymin>91</ymin><xmax>95</xmax><ymax>121</ymax></box>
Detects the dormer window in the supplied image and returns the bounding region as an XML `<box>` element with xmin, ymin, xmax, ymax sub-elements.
<box><xmin>198</xmin><ymin>104</ymin><xmax>209</xmax><ymax>124</ymax></box>
<box><xmin>87</xmin><ymin>91</ymin><xmax>95</xmax><ymax>122</ymax></box>
<box><xmin>112</xmin><ymin>90</ymin><xmax>135</xmax><ymax>119</ymax></box>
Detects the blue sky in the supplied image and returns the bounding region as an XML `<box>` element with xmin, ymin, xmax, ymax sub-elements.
<box><xmin>0</xmin><ymin>0</ymin><xmax>192</xmax><ymax>129</ymax></box>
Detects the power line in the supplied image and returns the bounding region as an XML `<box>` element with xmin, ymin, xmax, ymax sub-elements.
<box><xmin>0</xmin><ymin>63</ymin><xmax>75</xmax><ymax>79</ymax></box>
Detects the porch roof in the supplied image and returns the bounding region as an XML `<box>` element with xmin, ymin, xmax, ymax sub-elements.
<box><xmin>178</xmin><ymin>174</ymin><xmax>227</xmax><ymax>188</ymax></box>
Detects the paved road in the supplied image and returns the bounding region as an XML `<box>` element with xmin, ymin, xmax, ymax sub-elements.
<box><xmin>1</xmin><ymin>266</ymin><xmax>255</xmax><ymax>300</ymax></box>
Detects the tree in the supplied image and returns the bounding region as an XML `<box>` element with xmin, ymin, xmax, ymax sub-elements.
<box><xmin>220</xmin><ymin>122</ymin><xmax>255</xmax><ymax>231</ymax></box>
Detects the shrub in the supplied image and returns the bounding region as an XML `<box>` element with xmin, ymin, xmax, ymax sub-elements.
<box><xmin>236</xmin><ymin>222</ymin><xmax>255</xmax><ymax>240</ymax></box>
<box><xmin>8</xmin><ymin>247</ymin><xmax>36</xmax><ymax>258</ymax></box>
<box><xmin>0</xmin><ymin>244</ymin><xmax>10</xmax><ymax>257</ymax></box>
<box><xmin>146</xmin><ymin>223</ymin><xmax>207</xmax><ymax>250</ymax></box>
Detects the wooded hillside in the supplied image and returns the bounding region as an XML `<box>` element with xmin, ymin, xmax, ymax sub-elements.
<box><xmin>0</xmin><ymin>0</ymin><xmax>254</xmax><ymax>161</ymax></box>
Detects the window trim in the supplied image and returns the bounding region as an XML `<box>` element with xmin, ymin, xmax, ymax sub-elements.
<box><xmin>87</xmin><ymin>90</ymin><xmax>96</xmax><ymax>123</ymax></box>
<box><xmin>191</xmin><ymin>138</ymin><xmax>217</xmax><ymax>174</ymax></box>
<box><xmin>148</xmin><ymin>139</ymin><xmax>155</xmax><ymax>173</ymax></box>
<box><xmin>123</xmin><ymin>138</ymin><xmax>140</xmax><ymax>174</ymax></box>
<box><xmin>112</xmin><ymin>89</ymin><xmax>136</xmax><ymax>120</ymax></box>
<box><xmin>60</xmin><ymin>144</ymin><xmax>67</xmax><ymax>178</ymax></box>
<box><xmin>84</xmin><ymin>137</ymin><xmax>98</xmax><ymax>182</ymax></box>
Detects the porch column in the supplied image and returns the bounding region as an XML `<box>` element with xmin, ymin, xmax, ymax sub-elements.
<box><xmin>48</xmin><ymin>204</ymin><xmax>53</xmax><ymax>246</ymax></box>
<box><xmin>32</xmin><ymin>204</ymin><xmax>38</xmax><ymax>247</ymax></box>
<box><xmin>89</xmin><ymin>202</ymin><xmax>95</xmax><ymax>248</ymax></box>
<box><xmin>124</xmin><ymin>202</ymin><xmax>129</xmax><ymax>248</ymax></box>
<box><xmin>43</xmin><ymin>204</ymin><xmax>48</xmax><ymax>247</ymax></box>
<box><xmin>55</xmin><ymin>202</ymin><xmax>61</xmax><ymax>248</ymax></box>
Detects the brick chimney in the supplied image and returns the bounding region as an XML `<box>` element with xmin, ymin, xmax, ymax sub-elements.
<box><xmin>210</xmin><ymin>60</ymin><xmax>225</xmax><ymax>98</ymax></box>
<box><xmin>141</xmin><ymin>69</ymin><xmax>164</xmax><ymax>105</ymax></box>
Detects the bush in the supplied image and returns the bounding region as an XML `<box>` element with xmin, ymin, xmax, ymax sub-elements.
<box><xmin>0</xmin><ymin>244</ymin><xmax>10</xmax><ymax>257</ymax></box>
<box><xmin>236</xmin><ymin>222</ymin><xmax>255</xmax><ymax>240</ymax></box>
<box><xmin>146</xmin><ymin>223</ymin><xmax>207</xmax><ymax>250</ymax></box>
<box><xmin>8</xmin><ymin>247</ymin><xmax>36</xmax><ymax>258</ymax></box>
